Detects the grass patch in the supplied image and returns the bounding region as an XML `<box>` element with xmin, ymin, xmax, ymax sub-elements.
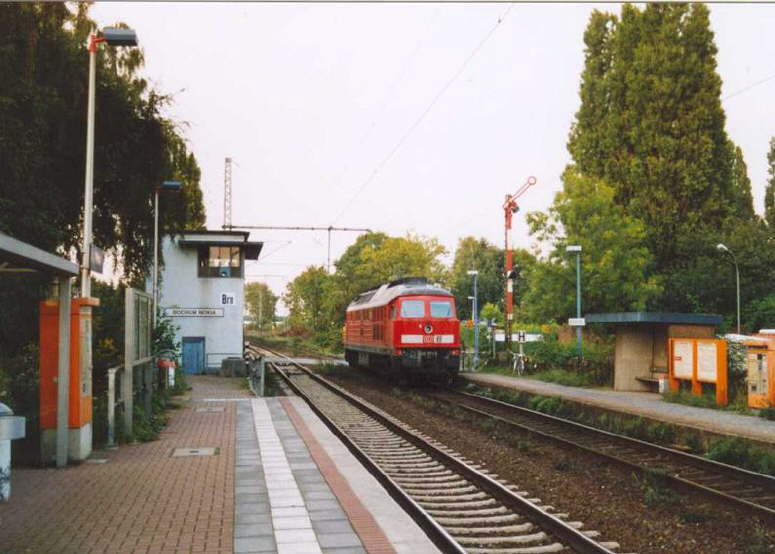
<box><xmin>530</xmin><ymin>369</ymin><xmax>594</xmax><ymax>387</ymax></box>
<box><xmin>758</xmin><ymin>406</ymin><xmax>775</xmax><ymax>421</ymax></box>
<box><xmin>635</xmin><ymin>467</ymin><xmax>677</xmax><ymax>506</ymax></box>
<box><xmin>662</xmin><ymin>389</ymin><xmax>753</xmax><ymax>415</ymax></box>
<box><xmin>705</xmin><ymin>437</ymin><xmax>775</xmax><ymax>476</ymax></box>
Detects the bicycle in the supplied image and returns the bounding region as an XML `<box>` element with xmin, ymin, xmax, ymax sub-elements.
<box><xmin>511</xmin><ymin>350</ymin><xmax>526</xmax><ymax>376</ymax></box>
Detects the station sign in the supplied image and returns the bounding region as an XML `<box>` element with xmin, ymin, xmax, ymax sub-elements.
<box><xmin>568</xmin><ymin>317</ymin><xmax>586</xmax><ymax>327</ymax></box>
<box><xmin>164</xmin><ymin>307</ymin><xmax>224</xmax><ymax>317</ymax></box>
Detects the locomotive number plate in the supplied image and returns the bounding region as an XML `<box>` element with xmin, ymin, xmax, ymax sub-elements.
<box><xmin>423</xmin><ymin>334</ymin><xmax>454</xmax><ymax>344</ymax></box>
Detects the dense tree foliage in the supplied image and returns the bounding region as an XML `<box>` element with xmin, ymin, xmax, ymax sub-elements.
<box><xmin>525</xmin><ymin>170</ymin><xmax>662</xmax><ymax>322</ymax></box>
<box><xmin>448</xmin><ymin>237</ymin><xmax>503</xmax><ymax>321</ymax></box>
<box><xmin>284</xmin><ymin>233</ymin><xmax>448</xmax><ymax>346</ymax></box>
<box><xmin>765</xmin><ymin>138</ymin><xmax>775</xmax><ymax>228</ymax></box>
<box><xmin>566</xmin><ymin>4</ymin><xmax>753</xmax><ymax>312</ymax></box>
<box><xmin>0</xmin><ymin>4</ymin><xmax>205</xmax><ymax>283</ymax></box>
<box><xmin>245</xmin><ymin>282</ymin><xmax>278</xmax><ymax>329</ymax></box>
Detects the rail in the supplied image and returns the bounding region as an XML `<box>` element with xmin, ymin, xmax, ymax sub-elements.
<box><xmin>266</xmin><ymin>348</ymin><xmax>617</xmax><ymax>554</ymax></box>
<box><xmin>439</xmin><ymin>389</ymin><xmax>775</xmax><ymax>520</ymax></box>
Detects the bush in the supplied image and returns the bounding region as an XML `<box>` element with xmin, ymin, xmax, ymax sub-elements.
<box><xmin>706</xmin><ymin>437</ymin><xmax>775</xmax><ymax>476</ymax></box>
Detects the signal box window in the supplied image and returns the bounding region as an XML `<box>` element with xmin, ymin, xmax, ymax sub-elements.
<box><xmin>401</xmin><ymin>300</ymin><xmax>425</xmax><ymax>318</ymax></box>
<box><xmin>430</xmin><ymin>300</ymin><xmax>454</xmax><ymax>318</ymax></box>
<box><xmin>198</xmin><ymin>246</ymin><xmax>243</xmax><ymax>278</ymax></box>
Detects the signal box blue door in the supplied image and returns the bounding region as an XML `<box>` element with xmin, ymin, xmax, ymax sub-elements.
<box><xmin>182</xmin><ymin>337</ymin><xmax>205</xmax><ymax>374</ymax></box>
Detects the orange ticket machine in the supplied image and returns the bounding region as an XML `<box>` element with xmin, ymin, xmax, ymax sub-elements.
<box><xmin>744</xmin><ymin>336</ymin><xmax>775</xmax><ymax>409</ymax></box>
<box><xmin>39</xmin><ymin>297</ymin><xmax>99</xmax><ymax>462</ymax></box>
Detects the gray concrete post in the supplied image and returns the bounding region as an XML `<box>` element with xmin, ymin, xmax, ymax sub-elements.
<box><xmin>56</xmin><ymin>277</ymin><xmax>72</xmax><ymax>468</ymax></box>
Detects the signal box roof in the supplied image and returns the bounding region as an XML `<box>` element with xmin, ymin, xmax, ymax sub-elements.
<box><xmin>347</xmin><ymin>277</ymin><xmax>452</xmax><ymax>312</ymax></box>
<box><xmin>174</xmin><ymin>230</ymin><xmax>263</xmax><ymax>260</ymax></box>
<box><xmin>585</xmin><ymin>312</ymin><xmax>723</xmax><ymax>326</ymax></box>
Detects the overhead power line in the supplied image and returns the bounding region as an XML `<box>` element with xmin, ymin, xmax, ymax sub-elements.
<box><xmin>331</xmin><ymin>4</ymin><xmax>515</xmax><ymax>226</ymax></box>
<box><xmin>723</xmin><ymin>70</ymin><xmax>775</xmax><ymax>101</ymax></box>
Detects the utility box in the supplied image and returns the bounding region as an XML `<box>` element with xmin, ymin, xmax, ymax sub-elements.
<box><xmin>0</xmin><ymin>402</ymin><xmax>26</xmax><ymax>501</ymax></box>
<box><xmin>39</xmin><ymin>297</ymin><xmax>99</xmax><ymax>463</ymax></box>
<box><xmin>743</xmin><ymin>335</ymin><xmax>775</xmax><ymax>409</ymax></box>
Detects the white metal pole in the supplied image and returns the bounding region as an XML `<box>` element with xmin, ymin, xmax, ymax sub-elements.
<box><xmin>80</xmin><ymin>45</ymin><xmax>97</xmax><ymax>298</ymax></box>
<box><xmin>735</xmin><ymin>262</ymin><xmax>741</xmax><ymax>334</ymax></box>
<box><xmin>153</xmin><ymin>189</ymin><xmax>159</xmax><ymax>329</ymax></box>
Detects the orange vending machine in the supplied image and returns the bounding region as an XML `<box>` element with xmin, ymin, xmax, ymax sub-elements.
<box><xmin>745</xmin><ymin>335</ymin><xmax>775</xmax><ymax>409</ymax></box>
<box><xmin>39</xmin><ymin>297</ymin><xmax>99</xmax><ymax>462</ymax></box>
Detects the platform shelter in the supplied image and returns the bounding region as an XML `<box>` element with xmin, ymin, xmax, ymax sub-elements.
<box><xmin>586</xmin><ymin>312</ymin><xmax>723</xmax><ymax>392</ymax></box>
<box><xmin>0</xmin><ymin>232</ymin><xmax>78</xmax><ymax>470</ymax></box>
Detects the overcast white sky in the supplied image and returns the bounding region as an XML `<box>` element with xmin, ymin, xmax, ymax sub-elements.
<box><xmin>90</xmin><ymin>3</ymin><xmax>775</xmax><ymax>311</ymax></box>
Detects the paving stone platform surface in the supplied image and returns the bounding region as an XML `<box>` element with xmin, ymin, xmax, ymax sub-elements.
<box><xmin>463</xmin><ymin>372</ymin><xmax>775</xmax><ymax>444</ymax></box>
<box><xmin>0</xmin><ymin>376</ymin><xmax>439</xmax><ymax>554</ymax></box>
<box><xmin>0</xmin><ymin>375</ymin><xmax>249</xmax><ymax>553</ymax></box>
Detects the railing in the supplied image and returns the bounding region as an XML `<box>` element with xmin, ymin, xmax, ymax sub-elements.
<box><xmin>206</xmin><ymin>352</ymin><xmax>243</xmax><ymax>371</ymax></box>
<box><xmin>106</xmin><ymin>355</ymin><xmax>155</xmax><ymax>447</ymax></box>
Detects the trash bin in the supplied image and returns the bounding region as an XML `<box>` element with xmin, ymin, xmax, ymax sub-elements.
<box><xmin>157</xmin><ymin>358</ymin><xmax>176</xmax><ymax>388</ymax></box>
<box><xmin>0</xmin><ymin>402</ymin><xmax>26</xmax><ymax>501</ymax></box>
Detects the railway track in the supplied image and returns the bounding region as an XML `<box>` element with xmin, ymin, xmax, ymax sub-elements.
<box><xmin>253</xmin><ymin>347</ymin><xmax>627</xmax><ymax>554</ymax></box>
<box><xmin>429</xmin><ymin>389</ymin><xmax>775</xmax><ymax>521</ymax></box>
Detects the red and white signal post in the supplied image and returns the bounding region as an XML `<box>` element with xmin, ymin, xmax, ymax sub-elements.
<box><xmin>503</xmin><ymin>176</ymin><xmax>536</xmax><ymax>350</ymax></box>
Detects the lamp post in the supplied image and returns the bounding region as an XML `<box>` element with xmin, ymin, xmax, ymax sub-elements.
<box><xmin>153</xmin><ymin>181</ymin><xmax>182</xmax><ymax>328</ymax></box>
<box><xmin>80</xmin><ymin>27</ymin><xmax>138</xmax><ymax>297</ymax></box>
<box><xmin>467</xmin><ymin>270</ymin><xmax>479</xmax><ymax>368</ymax></box>
<box><xmin>717</xmin><ymin>243</ymin><xmax>741</xmax><ymax>334</ymax></box>
<box><xmin>566</xmin><ymin>245</ymin><xmax>583</xmax><ymax>358</ymax></box>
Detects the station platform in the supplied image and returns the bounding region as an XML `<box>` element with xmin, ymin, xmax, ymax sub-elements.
<box><xmin>0</xmin><ymin>376</ymin><xmax>438</xmax><ymax>554</ymax></box>
<box><xmin>462</xmin><ymin>372</ymin><xmax>775</xmax><ymax>446</ymax></box>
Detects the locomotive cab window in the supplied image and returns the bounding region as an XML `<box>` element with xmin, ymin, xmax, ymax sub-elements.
<box><xmin>400</xmin><ymin>300</ymin><xmax>425</xmax><ymax>318</ymax></box>
<box><xmin>430</xmin><ymin>300</ymin><xmax>454</xmax><ymax>318</ymax></box>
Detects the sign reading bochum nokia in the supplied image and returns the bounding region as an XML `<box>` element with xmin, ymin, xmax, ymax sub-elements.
<box><xmin>163</xmin><ymin>307</ymin><xmax>224</xmax><ymax>317</ymax></box>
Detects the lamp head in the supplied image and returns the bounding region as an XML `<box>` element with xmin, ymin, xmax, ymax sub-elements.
<box><xmin>102</xmin><ymin>27</ymin><xmax>138</xmax><ymax>47</ymax></box>
<box><xmin>716</xmin><ymin>243</ymin><xmax>729</xmax><ymax>253</ymax></box>
<box><xmin>467</xmin><ymin>270</ymin><xmax>478</xmax><ymax>276</ymax></box>
<box><xmin>566</xmin><ymin>245</ymin><xmax>582</xmax><ymax>253</ymax></box>
<box><xmin>161</xmin><ymin>180</ymin><xmax>182</xmax><ymax>192</ymax></box>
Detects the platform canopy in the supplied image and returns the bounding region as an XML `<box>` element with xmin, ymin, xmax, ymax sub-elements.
<box><xmin>586</xmin><ymin>312</ymin><xmax>723</xmax><ymax>326</ymax></box>
<box><xmin>0</xmin><ymin>232</ymin><xmax>78</xmax><ymax>276</ymax></box>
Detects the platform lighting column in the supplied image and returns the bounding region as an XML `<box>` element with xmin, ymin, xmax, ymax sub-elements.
<box><xmin>153</xmin><ymin>181</ymin><xmax>182</xmax><ymax>328</ymax></box>
<box><xmin>566</xmin><ymin>245</ymin><xmax>583</xmax><ymax>358</ymax></box>
<box><xmin>716</xmin><ymin>243</ymin><xmax>741</xmax><ymax>334</ymax></box>
<box><xmin>80</xmin><ymin>27</ymin><xmax>138</xmax><ymax>297</ymax></box>
<box><xmin>468</xmin><ymin>270</ymin><xmax>479</xmax><ymax>368</ymax></box>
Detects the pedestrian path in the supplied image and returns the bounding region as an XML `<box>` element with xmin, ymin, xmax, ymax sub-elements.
<box><xmin>462</xmin><ymin>372</ymin><xmax>775</xmax><ymax>445</ymax></box>
<box><xmin>236</xmin><ymin>396</ymin><xmax>438</xmax><ymax>554</ymax></box>
<box><xmin>0</xmin><ymin>375</ymin><xmax>439</xmax><ymax>554</ymax></box>
<box><xmin>0</xmin><ymin>375</ymin><xmax>248</xmax><ymax>553</ymax></box>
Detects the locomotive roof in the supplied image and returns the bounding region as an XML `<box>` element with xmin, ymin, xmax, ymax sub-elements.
<box><xmin>346</xmin><ymin>277</ymin><xmax>453</xmax><ymax>312</ymax></box>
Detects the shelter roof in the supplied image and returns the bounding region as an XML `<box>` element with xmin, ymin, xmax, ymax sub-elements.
<box><xmin>0</xmin><ymin>232</ymin><xmax>78</xmax><ymax>277</ymax></box>
<box><xmin>585</xmin><ymin>312</ymin><xmax>723</xmax><ymax>326</ymax></box>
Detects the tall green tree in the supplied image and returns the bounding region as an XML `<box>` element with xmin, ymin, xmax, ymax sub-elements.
<box><xmin>0</xmin><ymin>3</ymin><xmax>205</xmax><ymax>283</ymax></box>
<box><xmin>449</xmin><ymin>237</ymin><xmax>504</xmax><ymax>320</ymax></box>
<box><xmin>245</xmin><ymin>282</ymin><xmax>278</xmax><ymax>329</ymax></box>
<box><xmin>525</xmin><ymin>170</ymin><xmax>662</xmax><ymax>322</ymax></box>
<box><xmin>567</xmin><ymin>4</ymin><xmax>747</xmax><ymax>303</ymax></box>
<box><xmin>765</xmin><ymin>138</ymin><xmax>775</xmax><ymax>228</ymax></box>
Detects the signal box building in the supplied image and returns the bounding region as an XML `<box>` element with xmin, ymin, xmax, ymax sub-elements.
<box><xmin>153</xmin><ymin>231</ymin><xmax>262</xmax><ymax>374</ymax></box>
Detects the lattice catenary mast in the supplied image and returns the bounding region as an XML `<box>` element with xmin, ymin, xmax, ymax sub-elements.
<box><xmin>223</xmin><ymin>157</ymin><xmax>232</xmax><ymax>229</ymax></box>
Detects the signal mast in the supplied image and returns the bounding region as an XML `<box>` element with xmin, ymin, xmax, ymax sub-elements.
<box><xmin>503</xmin><ymin>176</ymin><xmax>536</xmax><ymax>350</ymax></box>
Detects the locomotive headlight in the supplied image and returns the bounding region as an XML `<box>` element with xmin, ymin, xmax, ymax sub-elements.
<box><xmin>424</xmin><ymin>324</ymin><xmax>433</xmax><ymax>334</ymax></box>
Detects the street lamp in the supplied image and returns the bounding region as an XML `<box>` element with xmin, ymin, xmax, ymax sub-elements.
<box><xmin>566</xmin><ymin>245</ymin><xmax>583</xmax><ymax>358</ymax></box>
<box><xmin>80</xmin><ymin>27</ymin><xmax>138</xmax><ymax>298</ymax></box>
<box><xmin>716</xmin><ymin>243</ymin><xmax>741</xmax><ymax>334</ymax></box>
<box><xmin>153</xmin><ymin>181</ymin><xmax>182</xmax><ymax>327</ymax></box>
<box><xmin>467</xmin><ymin>270</ymin><xmax>479</xmax><ymax>368</ymax></box>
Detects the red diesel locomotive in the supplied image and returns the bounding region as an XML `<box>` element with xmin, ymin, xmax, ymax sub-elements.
<box><xmin>343</xmin><ymin>277</ymin><xmax>461</xmax><ymax>381</ymax></box>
